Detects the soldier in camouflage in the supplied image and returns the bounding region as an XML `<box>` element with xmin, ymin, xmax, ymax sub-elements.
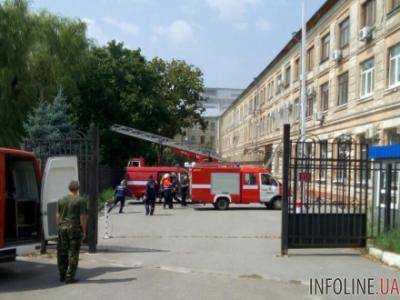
<box><xmin>57</xmin><ymin>180</ymin><xmax>87</xmax><ymax>284</ymax></box>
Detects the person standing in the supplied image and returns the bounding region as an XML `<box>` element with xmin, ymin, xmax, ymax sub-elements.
<box><xmin>145</xmin><ymin>175</ymin><xmax>157</xmax><ymax>216</ymax></box>
<box><xmin>161</xmin><ymin>173</ymin><xmax>173</xmax><ymax>209</ymax></box>
<box><xmin>180</xmin><ymin>174</ymin><xmax>189</xmax><ymax>207</ymax></box>
<box><xmin>57</xmin><ymin>180</ymin><xmax>87</xmax><ymax>284</ymax></box>
<box><xmin>108</xmin><ymin>179</ymin><xmax>130</xmax><ymax>214</ymax></box>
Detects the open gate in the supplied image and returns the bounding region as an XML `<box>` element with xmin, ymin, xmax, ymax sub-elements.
<box><xmin>281</xmin><ymin>125</ymin><xmax>370</xmax><ymax>254</ymax></box>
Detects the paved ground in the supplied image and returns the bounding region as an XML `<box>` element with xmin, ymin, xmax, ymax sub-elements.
<box><xmin>0</xmin><ymin>203</ymin><xmax>399</xmax><ymax>300</ymax></box>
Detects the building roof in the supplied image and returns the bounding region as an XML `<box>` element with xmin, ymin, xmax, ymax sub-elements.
<box><xmin>221</xmin><ymin>0</ymin><xmax>339</xmax><ymax>118</ymax></box>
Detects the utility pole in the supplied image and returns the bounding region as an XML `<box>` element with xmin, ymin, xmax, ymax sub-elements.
<box><xmin>300</xmin><ymin>0</ymin><xmax>307</xmax><ymax>141</ymax></box>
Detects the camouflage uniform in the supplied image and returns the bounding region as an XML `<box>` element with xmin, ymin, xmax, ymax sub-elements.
<box><xmin>57</xmin><ymin>195</ymin><xmax>87</xmax><ymax>282</ymax></box>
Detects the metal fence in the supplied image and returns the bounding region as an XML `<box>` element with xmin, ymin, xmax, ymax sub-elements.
<box><xmin>281</xmin><ymin>124</ymin><xmax>370</xmax><ymax>254</ymax></box>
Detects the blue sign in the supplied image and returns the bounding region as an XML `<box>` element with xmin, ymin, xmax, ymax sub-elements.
<box><xmin>368</xmin><ymin>144</ymin><xmax>400</xmax><ymax>160</ymax></box>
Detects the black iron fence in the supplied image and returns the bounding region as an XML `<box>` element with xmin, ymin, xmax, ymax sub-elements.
<box><xmin>281</xmin><ymin>125</ymin><xmax>370</xmax><ymax>254</ymax></box>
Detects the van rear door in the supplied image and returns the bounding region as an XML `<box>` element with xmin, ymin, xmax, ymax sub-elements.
<box><xmin>41</xmin><ymin>156</ymin><xmax>79</xmax><ymax>240</ymax></box>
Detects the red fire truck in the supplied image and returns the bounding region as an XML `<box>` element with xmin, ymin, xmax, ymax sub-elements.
<box><xmin>190</xmin><ymin>164</ymin><xmax>282</xmax><ymax>210</ymax></box>
<box><xmin>0</xmin><ymin>148</ymin><xmax>78</xmax><ymax>262</ymax></box>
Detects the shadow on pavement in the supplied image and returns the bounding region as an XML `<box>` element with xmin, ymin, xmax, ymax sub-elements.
<box><xmin>95</xmin><ymin>245</ymin><xmax>168</xmax><ymax>253</ymax></box>
<box><xmin>194</xmin><ymin>207</ymin><xmax>270</xmax><ymax>211</ymax></box>
<box><xmin>0</xmin><ymin>261</ymin><xmax>136</xmax><ymax>292</ymax></box>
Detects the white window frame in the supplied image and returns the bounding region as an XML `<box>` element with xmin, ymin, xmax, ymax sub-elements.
<box><xmin>389</xmin><ymin>44</ymin><xmax>400</xmax><ymax>88</ymax></box>
<box><xmin>360</xmin><ymin>58</ymin><xmax>374</xmax><ymax>98</ymax></box>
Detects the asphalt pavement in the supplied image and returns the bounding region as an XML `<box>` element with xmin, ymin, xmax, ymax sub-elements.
<box><xmin>0</xmin><ymin>203</ymin><xmax>399</xmax><ymax>300</ymax></box>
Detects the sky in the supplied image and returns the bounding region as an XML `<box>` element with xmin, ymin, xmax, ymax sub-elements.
<box><xmin>31</xmin><ymin>0</ymin><xmax>326</xmax><ymax>89</ymax></box>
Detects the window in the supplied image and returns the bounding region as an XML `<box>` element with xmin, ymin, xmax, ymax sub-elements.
<box><xmin>338</xmin><ymin>72</ymin><xmax>349</xmax><ymax>105</ymax></box>
<box><xmin>339</xmin><ymin>18</ymin><xmax>350</xmax><ymax>48</ymax></box>
<box><xmin>306</xmin><ymin>94</ymin><xmax>314</xmax><ymax>118</ymax></box>
<box><xmin>284</xmin><ymin>65</ymin><xmax>291</xmax><ymax>87</ymax></box>
<box><xmin>321</xmin><ymin>33</ymin><xmax>330</xmax><ymax>62</ymax></box>
<box><xmin>261</xmin><ymin>173</ymin><xmax>277</xmax><ymax>186</ymax></box>
<box><xmin>362</xmin><ymin>0</ymin><xmax>376</xmax><ymax>27</ymax></box>
<box><xmin>244</xmin><ymin>173</ymin><xmax>257</xmax><ymax>185</ymax></box>
<box><xmin>389</xmin><ymin>43</ymin><xmax>400</xmax><ymax>87</ymax></box>
<box><xmin>320</xmin><ymin>141</ymin><xmax>328</xmax><ymax>180</ymax></box>
<box><xmin>294</xmin><ymin>58</ymin><xmax>300</xmax><ymax>82</ymax></box>
<box><xmin>276</xmin><ymin>74</ymin><xmax>282</xmax><ymax>94</ymax></box>
<box><xmin>320</xmin><ymin>82</ymin><xmax>329</xmax><ymax>111</ymax></box>
<box><xmin>389</xmin><ymin>0</ymin><xmax>400</xmax><ymax>13</ymax></box>
<box><xmin>267</xmin><ymin>81</ymin><xmax>274</xmax><ymax>99</ymax></box>
<box><xmin>200</xmin><ymin>135</ymin><xmax>205</xmax><ymax>144</ymax></box>
<box><xmin>360</xmin><ymin>58</ymin><xmax>374</xmax><ymax>98</ymax></box>
<box><xmin>337</xmin><ymin>141</ymin><xmax>351</xmax><ymax>183</ymax></box>
<box><xmin>307</xmin><ymin>46</ymin><xmax>314</xmax><ymax>71</ymax></box>
<box><xmin>293</xmin><ymin>98</ymin><xmax>299</xmax><ymax>121</ymax></box>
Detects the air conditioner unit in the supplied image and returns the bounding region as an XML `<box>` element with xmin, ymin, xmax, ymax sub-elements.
<box><xmin>332</xmin><ymin>50</ymin><xmax>342</xmax><ymax>62</ymax></box>
<box><xmin>359</xmin><ymin>26</ymin><xmax>373</xmax><ymax>42</ymax></box>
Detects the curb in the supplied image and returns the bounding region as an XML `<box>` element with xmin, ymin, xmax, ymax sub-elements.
<box><xmin>368</xmin><ymin>246</ymin><xmax>400</xmax><ymax>269</ymax></box>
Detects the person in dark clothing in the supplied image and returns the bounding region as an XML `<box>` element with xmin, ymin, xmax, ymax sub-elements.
<box><xmin>170</xmin><ymin>173</ymin><xmax>181</xmax><ymax>204</ymax></box>
<box><xmin>180</xmin><ymin>174</ymin><xmax>189</xmax><ymax>207</ymax></box>
<box><xmin>145</xmin><ymin>175</ymin><xmax>157</xmax><ymax>216</ymax></box>
<box><xmin>108</xmin><ymin>179</ymin><xmax>130</xmax><ymax>214</ymax></box>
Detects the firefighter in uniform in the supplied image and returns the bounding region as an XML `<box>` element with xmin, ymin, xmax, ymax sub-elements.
<box><xmin>161</xmin><ymin>174</ymin><xmax>173</xmax><ymax>209</ymax></box>
<box><xmin>180</xmin><ymin>174</ymin><xmax>189</xmax><ymax>207</ymax></box>
<box><xmin>57</xmin><ymin>180</ymin><xmax>87</xmax><ymax>284</ymax></box>
<box><xmin>108</xmin><ymin>179</ymin><xmax>130</xmax><ymax>214</ymax></box>
<box><xmin>145</xmin><ymin>175</ymin><xmax>157</xmax><ymax>215</ymax></box>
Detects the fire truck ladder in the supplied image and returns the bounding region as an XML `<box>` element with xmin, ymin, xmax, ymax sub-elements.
<box><xmin>110</xmin><ymin>124</ymin><xmax>221</xmax><ymax>161</ymax></box>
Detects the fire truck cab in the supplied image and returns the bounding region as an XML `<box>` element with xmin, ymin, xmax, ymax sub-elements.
<box><xmin>190</xmin><ymin>164</ymin><xmax>281</xmax><ymax>210</ymax></box>
<box><xmin>0</xmin><ymin>148</ymin><xmax>78</xmax><ymax>263</ymax></box>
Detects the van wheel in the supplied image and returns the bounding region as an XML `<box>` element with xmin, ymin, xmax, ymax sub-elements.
<box><xmin>265</xmin><ymin>203</ymin><xmax>272</xmax><ymax>210</ymax></box>
<box><xmin>272</xmin><ymin>197</ymin><xmax>282</xmax><ymax>210</ymax></box>
<box><xmin>216</xmin><ymin>197</ymin><xmax>229</xmax><ymax>210</ymax></box>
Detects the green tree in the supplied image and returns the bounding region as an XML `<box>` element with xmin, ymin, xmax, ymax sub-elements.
<box><xmin>24</xmin><ymin>89</ymin><xmax>75</xmax><ymax>140</ymax></box>
<box><xmin>0</xmin><ymin>0</ymin><xmax>89</xmax><ymax>146</ymax></box>
<box><xmin>74</xmin><ymin>41</ymin><xmax>206</xmax><ymax>166</ymax></box>
<box><xmin>0</xmin><ymin>0</ymin><xmax>36</xmax><ymax>146</ymax></box>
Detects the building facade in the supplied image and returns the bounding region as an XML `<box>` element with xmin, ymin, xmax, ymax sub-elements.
<box><xmin>178</xmin><ymin>87</ymin><xmax>243</xmax><ymax>153</ymax></box>
<box><xmin>220</xmin><ymin>0</ymin><xmax>400</xmax><ymax>176</ymax></box>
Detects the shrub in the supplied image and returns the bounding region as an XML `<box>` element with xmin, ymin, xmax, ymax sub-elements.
<box><xmin>374</xmin><ymin>229</ymin><xmax>400</xmax><ymax>254</ymax></box>
<box><xmin>98</xmin><ymin>188</ymin><xmax>114</xmax><ymax>211</ymax></box>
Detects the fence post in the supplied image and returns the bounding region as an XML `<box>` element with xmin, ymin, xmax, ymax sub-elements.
<box><xmin>88</xmin><ymin>124</ymin><xmax>99</xmax><ymax>253</ymax></box>
<box><xmin>281</xmin><ymin>124</ymin><xmax>290</xmax><ymax>256</ymax></box>
<box><xmin>384</xmin><ymin>163</ymin><xmax>392</xmax><ymax>233</ymax></box>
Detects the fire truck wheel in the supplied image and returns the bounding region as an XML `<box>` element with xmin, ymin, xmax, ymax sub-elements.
<box><xmin>272</xmin><ymin>197</ymin><xmax>282</xmax><ymax>210</ymax></box>
<box><xmin>216</xmin><ymin>197</ymin><xmax>229</xmax><ymax>210</ymax></box>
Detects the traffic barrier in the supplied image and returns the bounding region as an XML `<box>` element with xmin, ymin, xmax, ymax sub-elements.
<box><xmin>104</xmin><ymin>202</ymin><xmax>112</xmax><ymax>239</ymax></box>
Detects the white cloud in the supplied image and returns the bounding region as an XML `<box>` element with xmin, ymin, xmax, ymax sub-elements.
<box><xmin>154</xmin><ymin>20</ymin><xmax>196</xmax><ymax>45</ymax></box>
<box><xmin>256</xmin><ymin>18</ymin><xmax>271</xmax><ymax>31</ymax></box>
<box><xmin>83</xmin><ymin>18</ymin><xmax>108</xmax><ymax>45</ymax></box>
<box><xmin>206</xmin><ymin>0</ymin><xmax>259</xmax><ymax>22</ymax></box>
<box><xmin>102</xmin><ymin>17</ymin><xmax>140</xmax><ymax>36</ymax></box>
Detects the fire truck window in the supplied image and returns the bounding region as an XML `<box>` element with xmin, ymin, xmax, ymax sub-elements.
<box><xmin>262</xmin><ymin>174</ymin><xmax>277</xmax><ymax>186</ymax></box>
<box><xmin>244</xmin><ymin>173</ymin><xmax>257</xmax><ymax>185</ymax></box>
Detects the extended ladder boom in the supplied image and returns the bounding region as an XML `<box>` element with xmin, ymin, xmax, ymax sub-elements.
<box><xmin>111</xmin><ymin>124</ymin><xmax>221</xmax><ymax>160</ymax></box>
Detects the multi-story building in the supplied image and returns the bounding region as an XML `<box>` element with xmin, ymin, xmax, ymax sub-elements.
<box><xmin>220</xmin><ymin>0</ymin><xmax>400</xmax><ymax>176</ymax></box>
<box><xmin>178</xmin><ymin>87</ymin><xmax>243</xmax><ymax>153</ymax></box>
